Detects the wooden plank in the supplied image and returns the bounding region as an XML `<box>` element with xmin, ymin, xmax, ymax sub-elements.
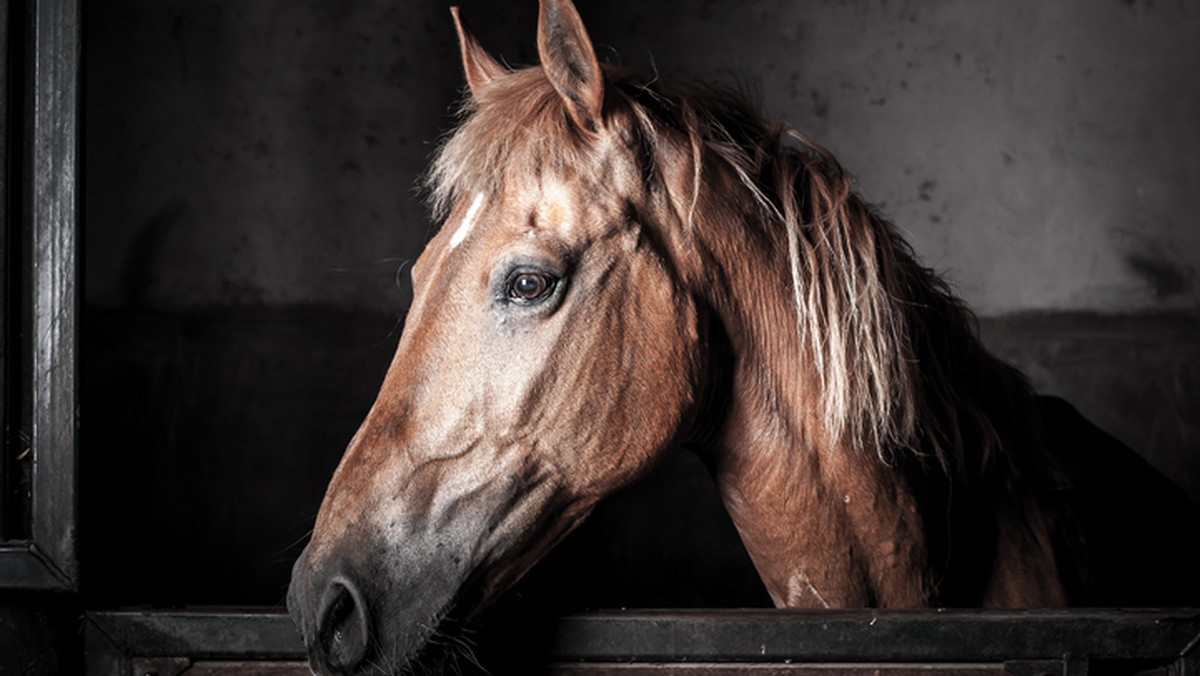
<box><xmin>85</xmin><ymin>608</ymin><xmax>1200</xmax><ymax>675</ymax></box>
<box><xmin>0</xmin><ymin>0</ymin><xmax>82</xmax><ymax>596</ymax></box>
<box><xmin>165</xmin><ymin>661</ymin><xmax>311</xmax><ymax>676</ymax></box>
<box><xmin>547</xmin><ymin>664</ymin><xmax>1008</xmax><ymax>676</ymax></box>
<box><xmin>0</xmin><ymin>0</ymin><xmax>10</xmax><ymax>543</ymax></box>
<box><xmin>86</xmin><ymin>610</ymin><xmax>306</xmax><ymax>661</ymax></box>
<box><xmin>0</xmin><ymin>543</ymin><xmax>72</xmax><ymax>587</ymax></box>
<box><xmin>547</xmin><ymin>609</ymin><xmax>1200</xmax><ymax>663</ymax></box>
<box><xmin>28</xmin><ymin>0</ymin><xmax>80</xmax><ymax>589</ymax></box>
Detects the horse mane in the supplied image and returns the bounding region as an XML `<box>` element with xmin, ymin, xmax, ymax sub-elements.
<box><xmin>427</xmin><ymin>66</ymin><xmax>1044</xmax><ymax>482</ymax></box>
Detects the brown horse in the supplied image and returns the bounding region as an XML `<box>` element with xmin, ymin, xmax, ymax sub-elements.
<box><xmin>287</xmin><ymin>1</ymin><xmax>1200</xmax><ymax>673</ymax></box>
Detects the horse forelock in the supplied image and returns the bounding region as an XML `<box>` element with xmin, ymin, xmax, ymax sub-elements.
<box><xmin>427</xmin><ymin>69</ymin><xmax>598</xmax><ymax>222</ymax></box>
<box><xmin>425</xmin><ymin>64</ymin><xmax>1031</xmax><ymax>478</ymax></box>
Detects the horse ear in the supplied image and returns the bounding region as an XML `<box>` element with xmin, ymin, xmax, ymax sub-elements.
<box><xmin>451</xmin><ymin>6</ymin><xmax>507</xmax><ymax>97</ymax></box>
<box><xmin>537</xmin><ymin>0</ymin><xmax>605</xmax><ymax>133</ymax></box>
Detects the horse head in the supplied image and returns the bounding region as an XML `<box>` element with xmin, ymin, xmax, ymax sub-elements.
<box><xmin>287</xmin><ymin>1</ymin><xmax>711</xmax><ymax>671</ymax></box>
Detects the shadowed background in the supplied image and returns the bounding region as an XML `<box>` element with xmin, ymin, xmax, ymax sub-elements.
<box><xmin>81</xmin><ymin>0</ymin><xmax>1199</xmax><ymax>614</ymax></box>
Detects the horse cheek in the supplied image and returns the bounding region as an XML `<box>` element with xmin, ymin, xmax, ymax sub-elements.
<box><xmin>622</xmin><ymin>257</ymin><xmax>701</xmax><ymax>480</ymax></box>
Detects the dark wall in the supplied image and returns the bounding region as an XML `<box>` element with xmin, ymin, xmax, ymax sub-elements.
<box><xmin>80</xmin><ymin>0</ymin><xmax>1199</xmax><ymax>613</ymax></box>
<box><xmin>85</xmin><ymin>0</ymin><xmax>1200</xmax><ymax>315</ymax></box>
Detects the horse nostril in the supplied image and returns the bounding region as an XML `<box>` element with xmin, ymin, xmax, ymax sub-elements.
<box><xmin>317</xmin><ymin>576</ymin><xmax>371</xmax><ymax>672</ymax></box>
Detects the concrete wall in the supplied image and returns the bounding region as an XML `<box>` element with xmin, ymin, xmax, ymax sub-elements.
<box><xmin>607</xmin><ymin>0</ymin><xmax>1200</xmax><ymax>315</ymax></box>
<box><xmin>87</xmin><ymin>0</ymin><xmax>1200</xmax><ymax>315</ymax></box>
<box><xmin>86</xmin><ymin>2</ymin><xmax>456</xmax><ymax>313</ymax></box>
<box><xmin>81</xmin><ymin>0</ymin><xmax>1199</xmax><ymax>609</ymax></box>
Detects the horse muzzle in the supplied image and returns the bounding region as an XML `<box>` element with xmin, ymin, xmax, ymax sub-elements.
<box><xmin>287</xmin><ymin>550</ymin><xmax>372</xmax><ymax>674</ymax></box>
<box><xmin>287</xmin><ymin>528</ymin><xmax>469</xmax><ymax>675</ymax></box>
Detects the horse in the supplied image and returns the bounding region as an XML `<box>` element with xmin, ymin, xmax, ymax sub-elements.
<box><xmin>287</xmin><ymin>0</ymin><xmax>1200</xmax><ymax>673</ymax></box>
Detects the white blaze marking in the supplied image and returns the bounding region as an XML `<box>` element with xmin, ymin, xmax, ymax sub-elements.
<box><xmin>449</xmin><ymin>193</ymin><xmax>485</xmax><ymax>249</ymax></box>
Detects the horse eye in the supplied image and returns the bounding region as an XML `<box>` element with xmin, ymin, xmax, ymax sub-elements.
<box><xmin>508</xmin><ymin>272</ymin><xmax>556</xmax><ymax>303</ymax></box>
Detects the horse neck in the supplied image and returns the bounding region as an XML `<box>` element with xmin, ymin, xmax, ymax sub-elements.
<box><xmin>673</xmin><ymin>158</ymin><xmax>1071</xmax><ymax>607</ymax></box>
<box><xmin>706</xmin><ymin>397</ymin><xmax>933</xmax><ymax>609</ymax></box>
<box><xmin>673</xmin><ymin>183</ymin><xmax>934</xmax><ymax>608</ymax></box>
